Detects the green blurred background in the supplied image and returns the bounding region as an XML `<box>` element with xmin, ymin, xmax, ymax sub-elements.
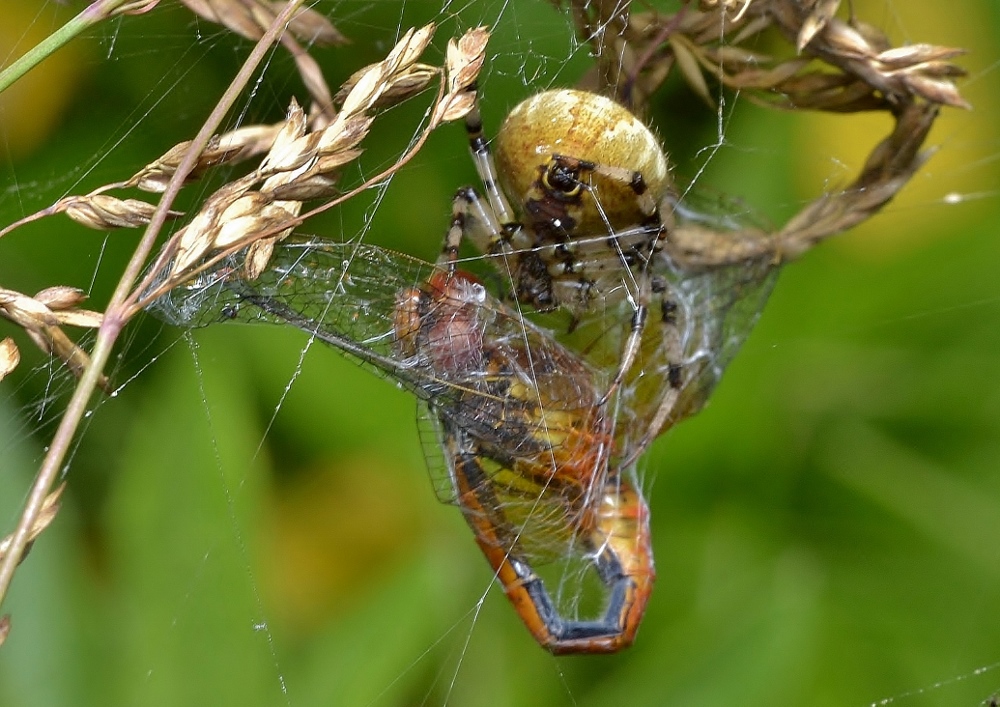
<box><xmin>1</xmin><ymin>1</ymin><xmax>999</xmax><ymax>705</ymax></box>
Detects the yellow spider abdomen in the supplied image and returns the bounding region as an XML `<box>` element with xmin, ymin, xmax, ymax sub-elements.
<box><xmin>494</xmin><ymin>89</ymin><xmax>671</xmax><ymax>233</ymax></box>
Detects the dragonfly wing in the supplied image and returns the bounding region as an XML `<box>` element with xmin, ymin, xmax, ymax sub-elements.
<box><xmin>149</xmin><ymin>239</ymin><xmax>467</xmax><ymax>405</ymax></box>
<box><xmin>542</xmin><ymin>195</ymin><xmax>780</xmax><ymax>459</ymax></box>
<box><xmin>150</xmin><ymin>237</ymin><xmax>614</xmax><ymax>553</ymax></box>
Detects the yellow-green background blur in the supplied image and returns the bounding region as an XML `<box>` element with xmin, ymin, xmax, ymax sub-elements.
<box><xmin>1</xmin><ymin>1</ymin><xmax>999</xmax><ymax>705</ymax></box>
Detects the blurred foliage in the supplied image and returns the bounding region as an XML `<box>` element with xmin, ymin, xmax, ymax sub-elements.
<box><xmin>1</xmin><ymin>0</ymin><xmax>999</xmax><ymax>705</ymax></box>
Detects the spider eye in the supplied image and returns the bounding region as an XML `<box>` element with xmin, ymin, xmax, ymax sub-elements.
<box><xmin>542</xmin><ymin>160</ymin><xmax>583</xmax><ymax>197</ymax></box>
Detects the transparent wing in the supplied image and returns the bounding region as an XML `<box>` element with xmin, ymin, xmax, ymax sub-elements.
<box><xmin>416</xmin><ymin>407</ymin><xmax>590</xmax><ymax>561</ymax></box>
<box><xmin>151</xmin><ymin>239</ymin><xmax>436</xmax><ymax>386</ymax></box>
<box><xmin>149</xmin><ymin>237</ymin><xmax>615</xmax><ymax>558</ymax></box>
<box><xmin>646</xmin><ymin>190</ymin><xmax>781</xmax><ymax>427</ymax></box>
<box><xmin>538</xmin><ymin>189</ymin><xmax>781</xmax><ymax>458</ymax></box>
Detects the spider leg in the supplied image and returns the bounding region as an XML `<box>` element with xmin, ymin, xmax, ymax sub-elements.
<box><xmin>439</xmin><ymin>187</ymin><xmax>505</xmax><ymax>267</ymax></box>
<box><xmin>586</xmin><ymin>162</ymin><xmax>663</xmax><ymax>222</ymax></box>
<box><xmin>597</xmin><ymin>273</ymin><xmax>650</xmax><ymax>406</ymax></box>
<box><xmin>620</xmin><ymin>289</ymin><xmax>688</xmax><ymax>467</ymax></box>
<box><xmin>441</xmin><ymin>184</ymin><xmax>560</xmax><ymax>314</ymax></box>
<box><xmin>449</xmin><ymin>431</ymin><xmax>654</xmax><ymax>654</ymax></box>
<box><xmin>465</xmin><ymin>104</ymin><xmax>517</xmax><ymax>228</ymax></box>
<box><xmin>463</xmin><ymin>105</ymin><xmax>561</xmax><ymax>304</ymax></box>
<box><xmin>579</xmin><ymin>160</ymin><xmax>670</xmax><ymax>404</ymax></box>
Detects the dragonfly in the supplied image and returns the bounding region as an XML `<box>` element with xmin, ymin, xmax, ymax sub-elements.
<box><xmin>149</xmin><ymin>230</ymin><xmax>777</xmax><ymax>653</ymax></box>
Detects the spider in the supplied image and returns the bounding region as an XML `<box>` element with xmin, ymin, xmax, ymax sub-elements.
<box><xmin>438</xmin><ymin>88</ymin><xmax>690</xmax><ymax>461</ymax></box>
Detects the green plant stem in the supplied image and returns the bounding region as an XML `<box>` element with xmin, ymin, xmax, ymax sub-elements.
<box><xmin>0</xmin><ymin>0</ymin><xmax>306</xmax><ymax>611</ymax></box>
<box><xmin>0</xmin><ymin>0</ymin><xmax>138</xmax><ymax>95</ymax></box>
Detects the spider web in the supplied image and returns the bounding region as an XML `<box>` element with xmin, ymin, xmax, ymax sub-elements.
<box><xmin>2</xmin><ymin>1</ymin><xmax>1000</xmax><ymax>706</ymax></box>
